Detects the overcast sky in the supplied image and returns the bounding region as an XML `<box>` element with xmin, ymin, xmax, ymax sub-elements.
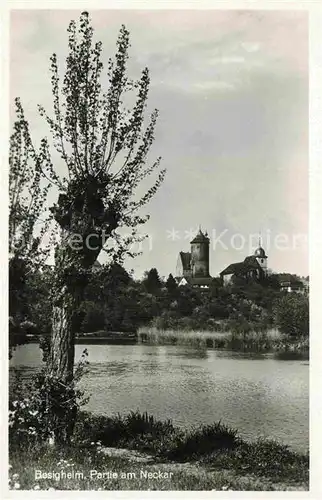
<box><xmin>10</xmin><ymin>9</ymin><xmax>308</xmax><ymax>278</ymax></box>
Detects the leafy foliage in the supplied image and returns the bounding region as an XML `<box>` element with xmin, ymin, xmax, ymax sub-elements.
<box><xmin>142</xmin><ymin>267</ymin><xmax>163</xmax><ymax>295</ymax></box>
<box><xmin>38</xmin><ymin>12</ymin><xmax>165</xmax><ymax>269</ymax></box>
<box><xmin>165</xmin><ymin>273</ymin><xmax>178</xmax><ymax>295</ymax></box>
<box><xmin>9</xmin><ymin>98</ymin><xmax>53</xmax><ymax>356</ymax></box>
<box><xmin>74</xmin><ymin>411</ymin><xmax>238</xmax><ymax>460</ymax></box>
<box><xmin>20</xmin><ymin>265</ymin><xmax>309</xmax><ymax>339</ymax></box>
<box><xmin>9</xmin><ymin>349</ymin><xmax>89</xmax><ymax>447</ymax></box>
<box><xmin>273</xmin><ymin>293</ymin><xmax>309</xmax><ymax>337</ymax></box>
<box><xmin>9</xmin><ymin>98</ymin><xmax>51</xmax><ymax>267</ymax></box>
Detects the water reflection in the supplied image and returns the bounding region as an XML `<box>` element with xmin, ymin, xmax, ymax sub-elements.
<box><xmin>168</xmin><ymin>348</ymin><xmax>209</xmax><ymax>359</ymax></box>
<box><xmin>214</xmin><ymin>350</ymin><xmax>268</xmax><ymax>360</ymax></box>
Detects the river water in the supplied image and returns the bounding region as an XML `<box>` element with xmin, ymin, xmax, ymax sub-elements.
<box><xmin>10</xmin><ymin>343</ymin><xmax>309</xmax><ymax>453</ymax></box>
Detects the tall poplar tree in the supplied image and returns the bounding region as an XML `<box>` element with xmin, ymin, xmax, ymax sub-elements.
<box><xmin>33</xmin><ymin>11</ymin><xmax>165</xmax><ymax>441</ymax></box>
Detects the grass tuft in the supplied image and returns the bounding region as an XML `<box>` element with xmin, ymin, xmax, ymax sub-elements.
<box><xmin>202</xmin><ymin>438</ymin><xmax>309</xmax><ymax>483</ymax></box>
<box><xmin>74</xmin><ymin>411</ymin><xmax>239</xmax><ymax>459</ymax></box>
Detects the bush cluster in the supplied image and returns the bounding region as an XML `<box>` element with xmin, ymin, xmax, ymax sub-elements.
<box><xmin>9</xmin><ymin>350</ymin><xmax>89</xmax><ymax>448</ymax></box>
<box><xmin>12</xmin><ymin>264</ymin><xmax>309</xmax><ymax>343</ymax></box>
<box><xmin>202</xmin><ymin>439</ymin><xmax>309</xmax><ymax>483</ymax></box>
<box><xmin>71</xmin><ymin>410</ymin><xmax>308</xmax><ymax>484</ymax></box>
<box><xmin>74</xmin><ymin>410</ymin><xmax>239</xmax><ymax>460</ymax></box>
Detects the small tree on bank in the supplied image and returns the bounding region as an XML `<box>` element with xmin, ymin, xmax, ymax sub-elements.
<box><xmin>273</xmin><ymin>293</ymin><xmax>309</xmax><ymax>337</ymax></box>
<box><xmin>166</xmin><ymin>273</ymin><xmax>178</xmax><ymax>295</ymax></box>
<box><xmin>143</xmin><ymin>268</ymin><xmax>163</xmax><ymax>295</ymax></box>
<box><xmin>16</xmin><ymin>12</ymin><xmax>165</xmax><ymax>443</ymax></box>
<box><xmin>9</xmin><ymin>99</ymin><xmax>52</xmax><ymax>356</ymax></box>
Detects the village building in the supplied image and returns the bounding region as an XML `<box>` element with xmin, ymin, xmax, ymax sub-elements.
<box><xmin>277</xmin><ymin>274</ymin><xmax>308</xmax><ymax>293</ymax></box>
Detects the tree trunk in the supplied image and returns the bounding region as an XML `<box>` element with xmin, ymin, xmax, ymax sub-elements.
<box><xmin>50</xmin><ymin>299</ymin><xmax>75</xmax><ymax>383</ymax></box>
<box><xmin>47</xmin><ymin>286</ymin><xmax>78</xmax><ymax>445</ymax></box>
<box><xmin>46</xmin><ymin>224</ymin><xmax>100</xmax><ymax>445</ymax></box>
<box><xmin>46</xmin><ymin>231</ymin><xmax>84</xmax><ymax>445</ymax></box>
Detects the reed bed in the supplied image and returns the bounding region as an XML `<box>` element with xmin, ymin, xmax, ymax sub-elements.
<box><xmin>138</xmin><ymin>327</ymin><xmax>308</xmax><ymax>358</ymax></box>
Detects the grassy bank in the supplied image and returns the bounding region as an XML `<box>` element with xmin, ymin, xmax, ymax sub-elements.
<box><xmin>138</xmin><ymin>327</ymin><xmax>309</xmax><ymax>359</ymax></box>
<box><xmin>9</xmin><ymin>411</ymin><xmax>309</xmax><ymax>491</ymax></box>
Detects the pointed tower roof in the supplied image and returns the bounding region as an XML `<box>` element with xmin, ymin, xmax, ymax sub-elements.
<box><xmin>190</xmin><ymin>228</ymin><xmax>210</xmax><ymax>244</ymax></box>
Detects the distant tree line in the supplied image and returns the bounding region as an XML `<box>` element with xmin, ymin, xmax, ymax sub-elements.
<box><xmin>11</xmin><ymin>264</ymin><xmax>309</xmax><ymax>341</ymax></box>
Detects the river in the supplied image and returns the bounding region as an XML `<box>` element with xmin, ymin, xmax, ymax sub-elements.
<box><xmin>10</xmin><ymin>343</ymin><xmax>309</xmax><ymax>453</ymax></box>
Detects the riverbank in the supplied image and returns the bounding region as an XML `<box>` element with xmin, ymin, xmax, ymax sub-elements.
<box><xmin>19</xmin><ymin>330</ymin><xmax>138</xmax><ymax>345</ymax></box>
<box><xmin>17</xmin><ymin>328</ymin><xmax>309</xmax><ymax>360</ymax></box>
<box><xmin>138</xmin><ymin>327</ymin><xmax>309</xmax><ymax>359</ymax></box>
<box><xmin>9</xmin><ymin>411</ymin><xmax>309</xmax><ymax>491</ymax></box>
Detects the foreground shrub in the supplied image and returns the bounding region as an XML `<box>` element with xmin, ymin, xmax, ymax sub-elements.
<box><xmin>202</xmin><ymin>439</ymin><xmax>309</xmax><ymax>483</ymax></box>
<box><xmin>74</xmin><ymin>411</ymin><xmax>177</xmax><ymax>450</ymax></box>
<box><xmin>163</xmin><ymin>422</ymin><xmax>239</xmax><ymax>460</ymax></box>
<box><xmin>74</xmin><ymin>411</ymin><xmax>239</xmax><ymax>460</ymax></box>
<box><xmin>9</xmin><ymin>350</ymin><xmax>89</xmax><ymax>447</ymax></box>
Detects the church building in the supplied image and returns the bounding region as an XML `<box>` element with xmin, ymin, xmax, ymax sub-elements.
<box><xmin>176</xmin><ymin>228</ymin><xmax>216</xmax><ymax>288</ymax></box>
<box><xmin>220</xmin><ymin>239</ymin><xmax>268</xmax><ymax>285</ymax></box>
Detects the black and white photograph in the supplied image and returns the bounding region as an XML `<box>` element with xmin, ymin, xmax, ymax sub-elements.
<box><xmin>7</xmin><ymin>4</ymin><xmax>311</xmax><ymax>493</ymax></box>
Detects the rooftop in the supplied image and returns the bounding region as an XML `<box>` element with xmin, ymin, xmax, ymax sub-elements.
<box><xmin>179</xmin><ymin>276</ymin><xmax>217</xmax><ymax>287</ymax></box>
<box><xmin>179</xmin><ymin>251</ymin><xmax>191</xmax><ymax>270</ymax></box>
<box><xmin>220</xmin><ymin>258</ymin><xmax>261</xmax><ymax>276</ymax></box>
<box><xmin>190</xmin><ymin>228</ymin><xmax>210</xmax><ymax>244</ymax></box>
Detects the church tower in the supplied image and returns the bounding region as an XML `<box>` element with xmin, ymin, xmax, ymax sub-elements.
<box><xmin>190</xmin><ymin>228</ymin><xmax>210</xmax><ymax>278</ymax></box>
<box><xmin>254</xmin><ymin>237</ymin><xmax>268</xmax><ymax>275</ymax></box>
